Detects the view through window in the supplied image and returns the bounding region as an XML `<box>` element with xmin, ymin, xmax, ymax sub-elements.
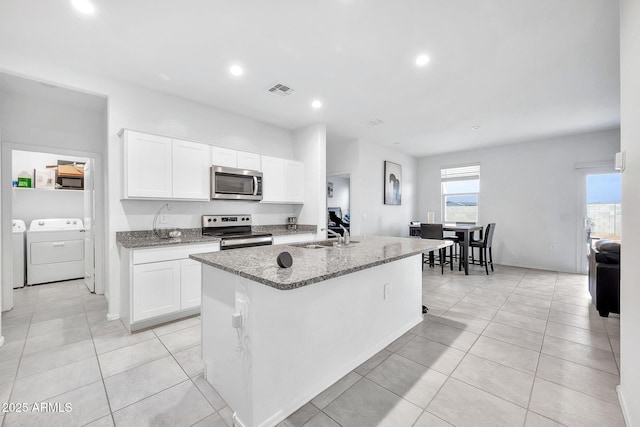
<box><xmin>587</xmin><ymin>173</ymin><xmax>621</xmax><ymax>240</ymax></box>
<box><xmin>441</xmin><ymin>165</ymin><xmax>480</xmax><ymax>223</ymax></box>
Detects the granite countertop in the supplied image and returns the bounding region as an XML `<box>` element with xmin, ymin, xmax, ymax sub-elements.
<box><xmin>190</xmin><ymin>236</ymin><xmax>452</xmax><ymax>290</ymax></box>
<box><xmin>116</xmin><ymin>224</ymin><xmax>317</xmax><ymax>249</ymax></box>
<box><xmin>116</xmin><ymin>229</ymin><xmax>221</xmax><ymax>249</ymax></box>
<box><xmin>253</xmin><ymin>224</ymin><xmax>316</xmax><ymax>236</ymax></box>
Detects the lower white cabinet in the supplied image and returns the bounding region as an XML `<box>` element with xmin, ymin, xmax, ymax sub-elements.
<box><xmin>180</xmin><ymin>258</ymin><xmax>203</xmax><ymax>310</ymax></box>
<box><xmin>121</xmin><ymin>242</ymin><xmax>219</xmax><ymax>331</ymax></box>
<box><xmin>132</xmin><ymin>260</ymin><xmax>181</xmax><ymax>321</ymax></box>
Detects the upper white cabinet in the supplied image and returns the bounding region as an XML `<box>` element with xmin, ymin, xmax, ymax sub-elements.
<box><xmin>122</xmin><ymin>130</ymin><xmax>210</xmax><ymax>200</ymax></box>
<box><xmin>123</xmin><ymin>131</ymin><xmax>173</xmax><ymax>199</ymax></box>
<box><xmin>261</xmin><ymin>156</ymin><xmax>304</xmax><ymax>204</ymax></box>
<box><xmin>211</xmin><ymin>146</ymin><xmax>238</xmax><ymax>168</ymax></box>
<box><xmin>212</xmin><ymin>146</ymin><xmax>261</xmax><ymax>171</ymax></box>
<box><xmin>172</xmin><ymin>139</ymin><xmax>211</xmax><ymax>200</ymax></box>
<box><xmin>237</xmin><ymin>151</ymin><xmax>261</xmax><ymax>171</ymax></box>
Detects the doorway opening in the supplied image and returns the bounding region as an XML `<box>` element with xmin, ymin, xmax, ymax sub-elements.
<box><xmin>327</xmin><ymin>173</ymin><xmax>350</xmax><ymax>237</ymax></box>
<box><xmin>579</xmin><ymin>171</ymin><xmax>621</xmax><ymax>273</ymax></box>
<box><xmin>1</xmin><ymin>145</ymin><xmax>103</xmax><ymax>312</ymax></box>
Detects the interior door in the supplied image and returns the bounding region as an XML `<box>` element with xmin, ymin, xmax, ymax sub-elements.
<box><xmin>83</xmin><ymin>158</ymin><xmax>95</xmax><ymax>292</ymax></box>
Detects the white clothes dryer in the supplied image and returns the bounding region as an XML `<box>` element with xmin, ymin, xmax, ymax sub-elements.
<box><xmin>27</xmin><ymin>218</ymin><xmax>85</xmax><ymax>285</ymax></box>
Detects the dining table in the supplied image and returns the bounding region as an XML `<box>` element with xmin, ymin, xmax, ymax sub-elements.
<box><xmin>443</xmin><ymin>224</ymin><xmax>484</xmax><ymax>275</ymax></box>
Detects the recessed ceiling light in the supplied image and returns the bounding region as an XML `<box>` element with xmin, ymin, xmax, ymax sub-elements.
<box><xmin>311</xmin><ymin>100</ymin><xmax>323</xmax><ymax>109</ymax></box>
<box><xmin>471</xmin><ymin>125</ymin><xmax>481</xmax><ymax>130</ymax></box>
<box><xmin>393</xmin><ymin>142</ymin><xmax>400</xmax><ymax>145</ymax></box>
<box><xmin>415</xmin><ymin>54</ymin><xmax>430</xmax><ymax>67</ymax></box>
<box><xmin>71</xmin><ymin>0</ymin><xmax>95</xmax><ymax>14</ymax></box>
<box><xmin>229</xmin><ymin>65</ymin><xmax>244</xmax><ymax>77</ymax></box>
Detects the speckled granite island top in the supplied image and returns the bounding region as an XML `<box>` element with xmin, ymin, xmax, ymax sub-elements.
<box><xmin>190</xmin><ymin>236</ymin><xmax>452</xmax><ymax>290</ymax></box>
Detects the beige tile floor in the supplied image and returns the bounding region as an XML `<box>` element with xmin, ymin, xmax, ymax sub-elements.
<box><xmin>0</xmin><ymin>264</ymin><xmax>624</xmax><ymax>427</ymax></box>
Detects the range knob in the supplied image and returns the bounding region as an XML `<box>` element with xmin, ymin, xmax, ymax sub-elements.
<box><xmin>39</xmin><ymin>220</ymin><xmax>44</xmax><ymax>226</ymax></box>
<box><xmin>213</xmin><ymin>218</ymin><xmax>217</xmax><ymax>222</ymax></box>
<box><xmin>66</xmin><ymin>220</ymin><xmax>71</xmax><ymax>224</ymax></box>
<box><xmin>207</xmin><ymin>218</ymin><xmax>212</xmax><ymax>222</ymax></box>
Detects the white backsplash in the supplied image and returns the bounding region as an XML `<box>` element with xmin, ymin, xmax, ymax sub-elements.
<box><xmin>120</xmin><ymin>199</ymin><xmax>303</xmax><ymax>231</ymax></box>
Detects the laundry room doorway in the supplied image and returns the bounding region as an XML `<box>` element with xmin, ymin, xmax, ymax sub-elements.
<box><xmin>0</xmin><ymin>145</ymin><xmax>105</xmax><ymax>310</ymax></box>
<box><xmin>0</xmin><ymin>72</ymin><xmax>107</xmax><ymax>313</ymax></box>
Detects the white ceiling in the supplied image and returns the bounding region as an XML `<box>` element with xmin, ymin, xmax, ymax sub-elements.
<box><xmin>0</xmin><ymin>0</ymin><xmax>620</xmax><ymax>156</ymax></box>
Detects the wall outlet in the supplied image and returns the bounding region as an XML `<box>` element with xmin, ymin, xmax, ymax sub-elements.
<box><xmin>159</xmin><ymin>214</ymin><xmax>168</xmax><ymax>224</ymax></box>
<box><xmin>384</xmin><ymin>283</ymin><xmax>390</xmax><ymax>300</ymax></box>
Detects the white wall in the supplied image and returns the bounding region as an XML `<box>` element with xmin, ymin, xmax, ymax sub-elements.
<box><xmin>327</xmin><ymin>176</ymin><xmax>349</xmax><ymax>218</ymax></box>
<box><xmin>327</xmin><ymin>138</ymin><xmax>418</xmax><ymax>238</ymax></box>
<box><xmin>0</xmin><ymin>54</ymin><xmax>311</xmax><ymax>321</ymax></box>
<box><xmin>619</xmin><ymin>1</ymin><xmax>640</xmax><ymax>424</ymax></box>
<box><xmin>417</xmin><ymin>129</ymin><xmax>620</xmax><ymax>272</ymax></box>
<box><xmin>293</xmin><ymin>124</ymin><xmax>327</xmax><ymax>235</ymax></box>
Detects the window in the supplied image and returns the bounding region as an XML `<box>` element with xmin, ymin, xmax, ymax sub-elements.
<box><xmin>441</xmin><ymin>165</ymin><xmax>480</xmax><ymax>223</ymax></box>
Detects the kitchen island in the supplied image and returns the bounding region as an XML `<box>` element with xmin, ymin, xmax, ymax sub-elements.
<box><xmin>190</xmin><ymin>236</ymin><xmax>451</xmax><ymax>427</ymax></box>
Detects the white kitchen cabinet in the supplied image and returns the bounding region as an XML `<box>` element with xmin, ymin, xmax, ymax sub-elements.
<box><xmin>180</xmin><ymin>258</ymin><xmax>202</xmax><ymax>309</ymax></box>
<box><xmin>173</xmin><ymin>139</ymin><xmax>211</xmax><ymax>200</ymax></box>
<box><xmin>237</xmin><ymin>151</ymin><xmax>261</xmax><ymax>170</ymax></box>
<box><xmin>120</xmin><ymin>242</ymin><xmax>219</xmax><ymax>331</ymax></box>
<box><xmin>132</xmin><ymin>260</ymin><xmax>181</xmax><ymax>322</ymax></box>
<box><xmin>211</xmin><ymin>146</ymin><xmax>238</xmax><ymax>168</ymax></box>
<box><xmin>122</xmin><ymin>129</ymin><xmax>211</xmax><ymax>200</ymax></box>
<box><xmin>213</xmin><ymin>147</ymin><xmax>261</xmax><ymax>171</ymax></box>
<box><xmin>261</xmin><ymin>156</ymin><xmax>304</xmax><ymax>203</ymax></box>
<box><xmin>123</xmin><ymin>131</ymin><xmax>173</xmax><ymax>199</ymax></box>
<box><xmin>285</xmin><ymin>159</ymin><xmax>305</xmax><ymax>203</ymax></box>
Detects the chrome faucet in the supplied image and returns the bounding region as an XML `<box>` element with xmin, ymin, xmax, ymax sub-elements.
<box><xmin>324</xmin><ymin>228</ymin><xmax>344</xmax><ymax>245</ymax></box>
<box><xmin>153</xmin><ymin>203</ymin><xmax>172</xmax><ymax>239</ymax></box>
<box><xmin>339</xmin><ymin>224</ymin><xmax>350</xmax><ymax>245</ymax></box>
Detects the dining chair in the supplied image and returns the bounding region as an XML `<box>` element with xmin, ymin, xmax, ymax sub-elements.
<box><xmin>470</xmin><ymin>223</ymin><xmax>496</xmax><ymax>275</ymax></box>
<box><xmin>420</xmin><ymin>224</ymin><xmax>453</xmax><ymax>274</ymax></box>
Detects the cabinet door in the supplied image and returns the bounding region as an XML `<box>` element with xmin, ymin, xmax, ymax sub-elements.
<box><xmin>237</xmin><ymin>151</ymin><xmax>261</xmax><ymax>171</ymax></box>
<box><xmin>285</xmin><ymin>160</ymin><xmax>305</xmax><ymax>203</ymax></box>
<box><xmin>260</xmin><ymin>156</ymin><xmax>285</xmax><ymax>202</ymax></box>
<box><xmin>180</xmin><ymin>259</ymin><xmax>202</xmax><ymax>309</ymax></box>
<box><xmin>211</xmin><ymin>146</ymin><xmax>238</xmax><ymax>168</ymax></box>
<box><xmin>124</xmin><ymin>131</ymin><xmax>173</xmax><ymax>199</ymax></box>
<box><xmin>132</xmin><ymin>260</ymin><xmax>181</xmax><ymax>321</ymax></box>
<box><xmin>172</xmin><ymin>139</ymin><xmax>211</xmax><ymax>200</ymax></box>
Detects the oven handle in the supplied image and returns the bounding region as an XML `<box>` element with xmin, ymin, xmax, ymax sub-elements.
<box><xmin>221</xmin><ymin>236</ymin><xmax>273</xmax><ymax>248</ymax></box>
<box><xmin>253</xmin><ymin>176</ymin><xmax>259</xmax><ymax>196</ymax></box>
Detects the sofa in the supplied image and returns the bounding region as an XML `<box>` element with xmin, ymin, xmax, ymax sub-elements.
<box><xmin>588</xmin><ymin>240</ymin><xmax>620</xmax><ymax>317</ymax></box>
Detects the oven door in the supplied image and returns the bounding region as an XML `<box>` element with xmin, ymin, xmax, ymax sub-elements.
<box><xmin>211</xmin><ymin>166</ymin><xmax>262</xmax><ymax>201</ymax></box>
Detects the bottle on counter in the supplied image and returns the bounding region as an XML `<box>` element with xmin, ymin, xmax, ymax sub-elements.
<box><xmin>17</xmin><ymin>171</ymin><xmax>32</xmax><ymax>188</ymax></box>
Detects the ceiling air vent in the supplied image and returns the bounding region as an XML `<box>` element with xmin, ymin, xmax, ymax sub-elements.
<box><xmin>267</xmin><ymin>83</ymin><xmax>294</xmax><ymax>96</ymax></box>
<box><xmin>363</xmin><ymin>119</ymin><xmax>384</xmax><ymax>127</ymax></box>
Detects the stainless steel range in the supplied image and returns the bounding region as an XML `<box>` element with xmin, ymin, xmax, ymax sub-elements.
<box><xmin>202</xmin><ymin>214</ymin><xmax>273</xmax><ymax>250</ymax></box>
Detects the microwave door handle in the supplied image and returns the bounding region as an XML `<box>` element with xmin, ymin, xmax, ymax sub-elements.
<box><xmin>253</xmin><ymin>176</ymin><xmax>258</xmax><ymax>196</ymax></box>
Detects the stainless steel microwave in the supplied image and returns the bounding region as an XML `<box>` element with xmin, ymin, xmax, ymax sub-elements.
<box><xmin>211</xmin><ymin>165</ymin><xmax>263</xmax><ymax>201</ymax></box>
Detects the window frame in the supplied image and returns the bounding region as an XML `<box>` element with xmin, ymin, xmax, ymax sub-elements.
<box><xmin>440</xmin><ymin>164</ymin><xmax>480</xmax><ymax>224</ymax></box>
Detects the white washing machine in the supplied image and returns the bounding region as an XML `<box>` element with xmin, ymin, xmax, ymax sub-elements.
<box><xmin>27</xmin><ymin>218</ymin><xmax>85</xmax><ymax>285</ymax></box>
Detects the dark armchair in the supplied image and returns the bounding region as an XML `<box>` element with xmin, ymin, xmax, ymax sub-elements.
<box><xmin>588</xmin><ymin>241</ymin><xmax>620</xmax><ymax>317</ymax></box>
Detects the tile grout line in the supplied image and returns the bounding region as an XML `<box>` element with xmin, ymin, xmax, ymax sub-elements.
<box><xmin>81</xmin><ymin>287</ymin><xmax>117</xmax><ymax>427</ymax></box>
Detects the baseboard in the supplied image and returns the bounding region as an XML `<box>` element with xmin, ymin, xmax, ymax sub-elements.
<box><xmin>106</xmin><ymin>313</ymin><xmax>120</xmax><ymax>321</ymax></box>
<box><xmin>617</xmin><ymin>385</ymin><xmax>633</xmax><ymax>427</ymax></box>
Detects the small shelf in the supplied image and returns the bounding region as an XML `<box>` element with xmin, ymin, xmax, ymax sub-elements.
<box><xmin>12</xmin><ymin>187</ymin><xmax>84</xmax><ymax>193</ymax></box>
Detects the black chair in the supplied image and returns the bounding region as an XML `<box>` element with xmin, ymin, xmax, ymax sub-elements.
<box><xmin>454</xmin><ymin>222</ymin><xmax>476</xmax><ymax>271</ymax></box>
<box><xmin>420</xmin><ymin>224</ymin><xmax>453</xmax><ymax>274</ymax></box>
<box><xmin>470</xmin><ymin>223</ymin><xmax>496</xmax><ymax>275</ymax></box>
